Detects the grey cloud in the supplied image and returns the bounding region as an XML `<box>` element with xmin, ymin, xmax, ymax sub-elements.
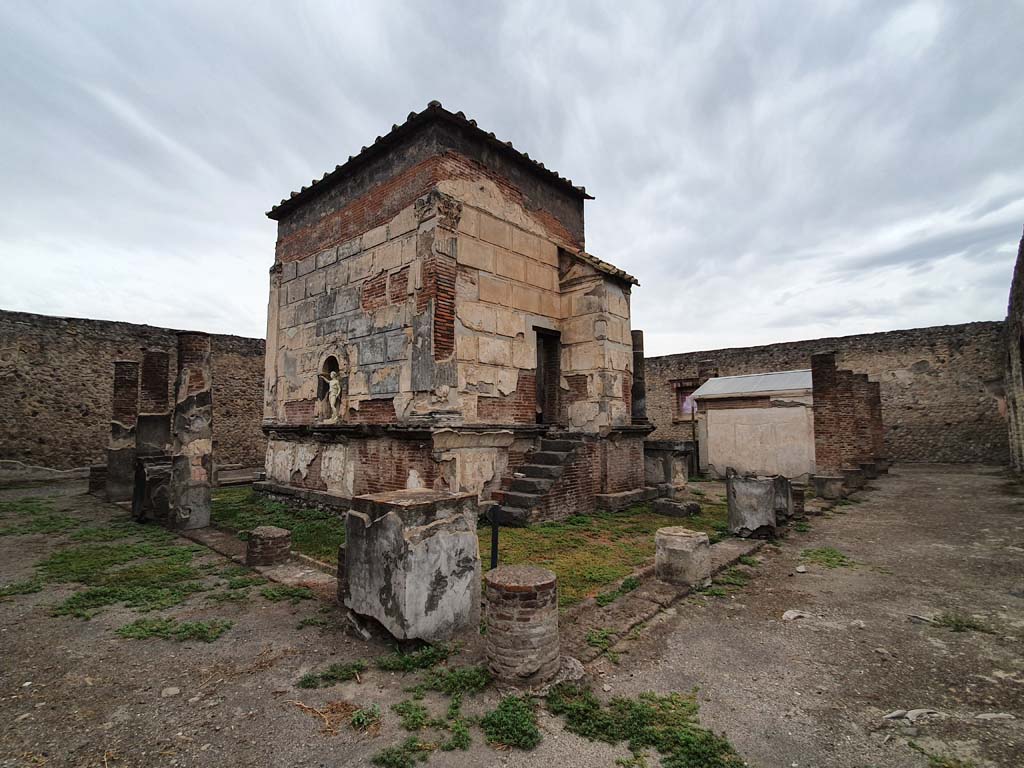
<box><xmin>0</xmin><ymin>0</ymin><xmax>1021</xmax><ymax>354</ymax></box>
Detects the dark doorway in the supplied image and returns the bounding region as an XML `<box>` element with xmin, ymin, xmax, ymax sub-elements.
<box><xmin>535</xmin><ymin>329</ymin><xmax>561</xmax><ymax>425</ymax></box>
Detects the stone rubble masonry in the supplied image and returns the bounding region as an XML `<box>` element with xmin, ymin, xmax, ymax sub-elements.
<box><xmin>105</xmin><ymin>360</ymin><xmax>139</xmax><ymax>502</ymax></box>
<box><xmin>0</xmin><ymin>309</ymin><xmax>265</xmax><ymax>471</ymax></box>
<box><xmin>726</xmin><ymin>474</ymin><xmax>778</xmax><ymax>538</ymax></box>
<box><xmin>654</xmin><ymin>527</ymin><xmax>711</xmax><ymax>586</ymax></box>
<box><xmin>245</xmin><ymin>525</ymin><xmax>292</xmax><ymax>566</ymax></box>
<box><xmin>1003</xmin><ymin>227</ymin><xmax>1024</xmax><ymax>472</ymax></box>
<box><xmin>484</xmin><ymin>565</ymin><xmax>560</xmax><ymax>688</ymax></box>
<box><xmin>169</xmin><ymin>333</ymin><xmax>213</xmax><ymax>530</ymax></box>
<box><xmin>647</xmin><ymin>322</ymin><xmax>1007</xmax><ymax>464</ymax></box>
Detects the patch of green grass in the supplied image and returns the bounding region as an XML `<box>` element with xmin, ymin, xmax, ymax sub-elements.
<box><xmin>297</xmin><ymin>615</ymin><xmax>331</xmax><ymax>629</ymax></box>
<box><xmin>38</xmin><ymin>541</ymin><xmax>206</xmax><ymax>618</ymax></box>
<box><xmin>260</xmin><ymin>584</ymin><xmax>314</xmax><ymax>604</ymax></box>
<box><xmin>439</xmin><ymin>718</ymin><xmax>471</xmax><ymax>751</ymax></box>
<box><xmin>371</xmin><ymin>736</ymin><xmax>434</xmax><ymax>768</ymax></box>
<box><xmin>737</xmin><ymin>555</ymin><xmax>759</xmax><ymax>567</ymax></box>
<box><xmin>0</xmin><ymin>513</ymin><xmax>81</xmax><ymax>536</ymax></box>
<box><xmin>933</xmin><ymin>612</ymin><xmax>991</xmax><ymax>634</ymax></box>
<box><xmin>0</xmin><ymin>578</ymin><xmax>43</xmax><ymax>598</ymax></box>
<box><xmin>116</xmin><ymin>617</ymin><xmax>232</xmax><ymax>642</ymax></box>
<box><xmin>419</xmin><ymin>665</ymin><xmax>491</xmax><ymax>697</ymax></box>
<box><xmin>480</xmin><ymin>695</ymin><xmax>541</xmax><ymax>750</ymax></box>
<box><xmin>546</xmin><ymin>683</ymin><xmax>741</xmax><ymax>768</ymax></box>
<box><xmin>800</xmin><ymin>547</ymin><xmax>854</xmax><ymax>568</ymax></box>
<box><xmin>393</xmin><ymin>699</ymin><xmax>430</xmax><ymax>731</ymax></box>
<box><xmin>297</xmin><ymin>659</ymin><xmax>368</xmax><ymax>688</ymax></box>
<box><xmin>714</xmin><ymin>568</ymin><xmax>750</xmax><ymax>588</ymax></box>
<box><xmin>351</xmin><ymin>704</ymin><xmax>382</xmax><ymax>732</ymax></box>
<box><xmin>482</xmin><ymin>504</ymin><xmax>729</xmax><ymax>607</ymax></box>
<box><xmin>696</xmin><ymin>586</ymin><xmax>727</xmax><ymax>598</ymax></box>
<box><xmin>792</xmin><ymin>521</ymin><xmax>811</xmax><ymax>533</ymax></box>
<box><xmin>587</xmin><ymin>628</ymin><xmax>620</xmax><ymax>663</ymax></box>
<box><xmin>377</xmin><ymin>643</ymin><xmax>455</xmax><ymax>672</ymax></box>
<box><xmin>0</xmin><ymin>497</ymin><xmax>56</xmax><ymax>516</ymax></box>
<box><xmin>596</xmin><ymin>575</ymin><xmax>641</xmax><ymax>607</ymax></box>
<box><xmin>211</xmin><ymin>487</ymin><xmax>344</xmax><ymax>562</ymax></box>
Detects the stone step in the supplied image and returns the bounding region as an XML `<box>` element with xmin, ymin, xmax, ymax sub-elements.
<box><xmin>510</xmin><ymin>476</ymin><xmax>554</xmax><ymax>494</ymax></box>
<box><xmin>520</xmin><ymin>464</ymin><xmax>563</xmax><ymax>480</ymax></box>
<box><xmin>531</xmin><ymin>451</ymin><xmax>568</xmax><ymax>466</ymax></box>
<box><xmin>540</xmin><ymin>438</ymin><xmax>581</xmax><ymax>453</ymax></box>
<box><xmin>499</xmin><ymin>490</ymin><xmax>540</xmax><ymax>509</ymax></box>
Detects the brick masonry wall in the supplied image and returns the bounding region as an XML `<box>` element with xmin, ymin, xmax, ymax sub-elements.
<box><xmin>531</xmin><ymin>441</ymin><xmax>600</xmax><ymax>522</ymax></box>
<box><xmin>647</xmin><ymin>322</ymin><xmax>1008</xmax><ymax>464</ymax></box>
<box><xmin>0</xmin><ymin>309</ymin><xmax>266</xmax><ymax>470</ymax></box>
<box><xmin>1004</xmin><ymin>229</ymin><xmax>1024</xmax><ymax>471</ymax></box>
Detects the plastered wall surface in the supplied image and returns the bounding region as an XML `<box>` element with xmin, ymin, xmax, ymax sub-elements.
<box><xmin>647</xmin><ymin>322</ymin><xmax>1007</xmax><ymax>464</ymax></box>
<box><xmin>0</xmin><ymin>310</ymin><xmax>266</xmax><ymax>470</ymax></box>
<box><xmin>704</xmin><ymin>400</ymin><xmax>815</xmax><ymax>479</ymax></box>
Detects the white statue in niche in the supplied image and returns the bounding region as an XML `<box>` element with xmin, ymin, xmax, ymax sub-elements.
<box><xmin>318</xmin><ymin>371</ymin><xmax>342</xmax><ymax>424</ymax></box>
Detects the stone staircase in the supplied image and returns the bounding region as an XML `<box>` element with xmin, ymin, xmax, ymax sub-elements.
<box><xmin>494</xmin><ymin>435</ymin><xmax>585</xmax><ymax>525</ymax></box>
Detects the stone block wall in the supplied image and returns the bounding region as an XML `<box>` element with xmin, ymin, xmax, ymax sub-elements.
<box><xmin>647</xmin><ymin>322</ymin><xmax>1008</xmax><ymax>464</ymax></box>
<box><xmin>0</xmin><ymin>309</ymin><xmax>266</xmax><ymax>470</ymax></box>
<box><xmin>1003</xmin><ymin>229</ymin><xmax>1024</xmax><ymax>471</ymax></box>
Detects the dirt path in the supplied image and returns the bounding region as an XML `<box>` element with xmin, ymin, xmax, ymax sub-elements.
<box><xmin>1</xmin><ymin>465</ymin><xmax>1022</xmax><ymax>767</ymax></box>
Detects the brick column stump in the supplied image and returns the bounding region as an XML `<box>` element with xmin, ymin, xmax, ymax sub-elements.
<box><xmin>484</xmin><ymin>565</ymin><xmax>559</xmax><ymax>689</ymax></box>
<box><xmin>813</xmin><ymin>475</ymin><xmax>844</xmax><ymax>500</ymax></box>
<box><xmin>246</xmin><ymin>526</ymin><xmax>292</xmax><ymax>566</ymax></box>
<box><xmin>655</xmin><ymin>527</ymin><xmax>711</xmax><ymax>586</ymax></box>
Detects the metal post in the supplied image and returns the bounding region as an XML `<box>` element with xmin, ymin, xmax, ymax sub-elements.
<box><xmin>489</xmin><ymin>504</ymin><xmax>501</xmax><ymax>570</ymax></box>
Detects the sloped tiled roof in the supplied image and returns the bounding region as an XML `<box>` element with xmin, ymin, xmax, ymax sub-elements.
<box><xmin>267</xmin><ymin>101</ymin><xmax>593</xmax><ymax>220</ymax></box>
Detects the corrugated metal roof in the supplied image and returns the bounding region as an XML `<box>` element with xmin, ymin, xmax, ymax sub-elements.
<box><xmin>691</xmin><ymin>369</ymin><xmax>812</xmax><ymax>399</ymax></box>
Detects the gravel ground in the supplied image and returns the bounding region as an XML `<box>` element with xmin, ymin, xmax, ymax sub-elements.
<box><xmin>1</xmin><ymin>464</ymin><xmax>1022</xmax><ymax>767</ymax></box>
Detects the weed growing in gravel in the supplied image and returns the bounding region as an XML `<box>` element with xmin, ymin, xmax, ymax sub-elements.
<box><xmin>738</xmin><ymin>555</ymin><xmax>759</xmax><ymax>567</ymax></box>
<box><xmin>801</xmin><ymin>547</ymin><xmax>854</xmax><ymax>568</ymax></box>
<box><xmin>908</xmin><ymin>741</ymin><xmax>977</xmax><ymax>768</ymax></box>
<box><xmin>116</xmin><ymin>617</ymin><xmax>232</xmax><ymax>642</ymax></box>
<box><xmin>546</xmin><ymin>683</ymin><xmax>741</xmax><ymax>768</ymax></box>
<box><xmin>480</xmin><ymin>695</ymin><xmax>541</xmax><ymax>750</ymax></box>
<box><xmin>297</xmin><ymin>660</ymin><xmax>368</xmax><ymax>688</ymax></box>
<box><xmin>260</xmin><ymin>585</ymin><xmax>314</xmax><ymax>603</ymax></box>
<box><xmin>586</xmin><ymin>628</ymin><xmax>619</xmax><ymax>663</ymax></box>
<box><xmin>418</xmin><ymin>665</ymin><xmax>491</xmax><ymax>697</ymax></box>
<box><xmin>596</xmin><ymin>575</ymin><xmax>641</xmax><ymax>606</ymax></box>
<box><xmin>394</xmin><ymin>700</ymin><xmax>430</xmax><ymax>731</ymax></box>
<box><xmin>0</xmin><ymin>578</ymin><xmax>43</xmax><ymax>598</ymax></box>
<box><xmin>351</xmin><ymin>704</ymin><xmax>382</xmax><ymax>732</ymax></box>
<box><xmin>714</xmin><ymin>568</ymin><xmax>751</xmax><ymax>587</ymax></box>
<box><xmin>205</xmin><ymin>590</ymin><xmax>249</xmax><ymax>603</ymax></box>
<box><xmin>297</xmin><ymin>615</ymin><xmax>331</xmax><ymax>629</ymax></box>
<box><xmin>792</xmin><ymin>521</ymin><xmax>812</xmax><ymax>533</ymax></box>
<box><xmin>371</xmin><ymin>736</ymin><xmax>434</xmax><ymax>768</ymax></box>
<box><xmin>377</xmin><ymin>643</ymin><xmax>455</xmax><ymax>672</ymax></box>
<box><xmin>0</xmin><ymin>497</ymin><xmax>82</xmax><ymax>537</ymax></box>
<box><xmin>439</xmin><ymin>718</ymin><xmax>471</xmax><ymax>751</ymax></box>
<box><xmin>934</xmin><ymin>612</ymin><xmax>991</xmax><ymax>633</ymax></box>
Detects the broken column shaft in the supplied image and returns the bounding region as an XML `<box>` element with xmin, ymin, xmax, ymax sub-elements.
<box><xmin>168</xmin><ymin>332</ymin><xmax>213</xmax><ymax>530</ymax></box>
<box><xmin>105</xmin><ymin>360</ymin><xmax>139</xmax><ymax>502</ymax></box>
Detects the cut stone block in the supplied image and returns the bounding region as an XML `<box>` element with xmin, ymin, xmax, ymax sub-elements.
<box><xmin>859</xmin><ymin>461</ymin><xmax>879</xmax><ymax>480</ymax></box>
<box><xmin>651</xmin><ymin>498</ymin><xmax>701</xmax><ymax>517</ymax></box>
<box><xmin>812</xmin><ymin>475</ymin><xmax>844</xmax><ymax>500</ymax></box>
<box><xmin>131</xmin><ymin>456</ymin><xmax>171</xmax><ymax>523</ymax></box>
<box><xmin>842</xmin><ymin>468</ymin><xmax>865</xmax><ymax>492</ymax></box>
<box><xmin>772</xmin><ymin>476</ymin><xmax>793</xmax><ymax>523</ymax></box>
<box><xmin>343</xmin><ymin>489</ymin><xmax>481</xmax><ymax>643</ymax></box>
<box><xmin>655</xmin><ymin>527</ymin><xmax>711</xmax><ymax>586</ymax></box>
<box><xmin>726</xmin><ymin>475</ymin><xmax>777</xmax><ymax>538</ymax></box>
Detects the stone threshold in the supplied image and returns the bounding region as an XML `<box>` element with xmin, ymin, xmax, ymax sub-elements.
<box><xmin>560</xmin><ymin>537</ymin><xmax>766</xmax><ymax>663</ymax></box>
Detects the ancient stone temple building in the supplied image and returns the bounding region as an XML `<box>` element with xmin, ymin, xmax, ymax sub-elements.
<box><xmin>260</xmin><ymin>102</ymin><xmax>657</xmax><ymax>522</ymax></box>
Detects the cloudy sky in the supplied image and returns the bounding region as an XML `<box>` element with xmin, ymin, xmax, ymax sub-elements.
<box><xmin>2</xmin><ymin>1</ymin><xmax>1022</xmax><ymax>356</ymax></box>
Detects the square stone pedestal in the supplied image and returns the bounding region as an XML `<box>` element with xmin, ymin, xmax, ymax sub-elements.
<box><xmin>655</xmin><ymin>527</ymin><xmax>711</xmax><ymax>586</ymax></box>
<box><xmin>343</xmin><ymin>489</ymin><xmax>481</xmax><ymax>643</ymax></box>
